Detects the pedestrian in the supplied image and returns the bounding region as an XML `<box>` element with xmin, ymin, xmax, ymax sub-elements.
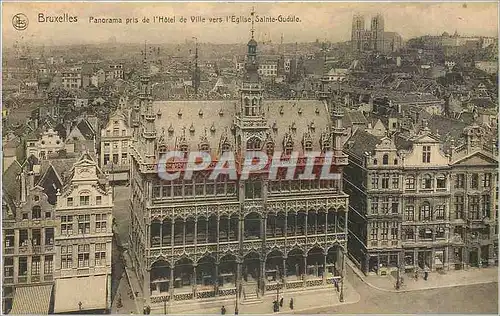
<box><xmin>289</xmin><ymin>298</ymin><xmax>294</xmax><ymax>310</ymax></box>
<box><xmin>424</xmin><ymin>271</ymin><xmax>428</xmax><ymax>281</ymax></box>
<box><xmin>334</xmin><ymin>279</ymin><xmax>340</xmax><ymax>292</ymax></box>
<box><xmin>279</xmin><ymin>297</ymin><xmax>284</xmax><ymax>307</ymax></box>
<box><xmin>221</xmin><ymin>305</ymin><xmax>226</xmax><ymax>315</ymax></box>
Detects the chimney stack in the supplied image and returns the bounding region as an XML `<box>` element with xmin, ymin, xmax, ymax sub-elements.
<box><xmin>20</xmin><ymin>171</ymin><xmax>27</xmax><ymax>203</ymax></box>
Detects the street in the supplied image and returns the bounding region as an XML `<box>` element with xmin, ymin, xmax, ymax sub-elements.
<box><xmin>305</xmin><ymin>265</ymin><xmax>498</xmax><ymax>314</ymax></box>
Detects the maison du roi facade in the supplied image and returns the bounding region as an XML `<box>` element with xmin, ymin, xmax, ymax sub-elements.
<box><xmin>344</xmin><ymin>125</ymin><xmax>498</xmax><ymax>276</ymax></box>
<box><xmin>128</xmin><ymin>35</ymin><xmax>350</xmax><ymax>306</ymax></box>
<box><xmin>2</xmin><ymin>153</ymin><xmax>113</xmax><ymax>314</ymax></box>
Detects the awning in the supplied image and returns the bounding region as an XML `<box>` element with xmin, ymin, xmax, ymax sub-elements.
<box><xmin>11</xmin><ymin>284</ymin><xmax>53</xmax><ymax>314</ymax></box>
<box><xmin>54</xmin><ymin>275</ymin><xmax>108</xmax><ymax>313</ymax></box>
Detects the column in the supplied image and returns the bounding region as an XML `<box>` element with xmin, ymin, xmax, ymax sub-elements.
<box><xmin>478</xmin><ymin>246</ymin><xmax>482</xmax><ymax>268</ymax></box>
<box><xmin>171</xmin><ymin>220</ymin><xmax>174</xmax><ymax>248</ymax></box>
<box><xmin>340</xmin><ymin>249</ymin><xmax>345</xmax><ymax>302</ymax></box>
<box><xmin>193</xmin><ymin>264</ymin><xmax>197</xmax><ymax>297</ymax></box>
<box><xmin>159</xmin><ymin>221</ymin><xmax>163</xmax><ymax>248</ymax></box>
<box><xmin>282</xmin><ymin>258</ymin><xmax>287</xmax><ymax>285</ymax></box>
<box><xmin>216</xmin><ymin>216</ymin><xmax>220</xmax><ymax>244</ymax></box>
<box><xmin>215</xmin><ymin>263</ymin><xmax>219</xmax><ymax>294</ymax></box>
<box><xmin>323</xmin><ymin>253</ymin><xmax>327</xmax><ymax>284</ymax></box>
<box><xmin>302</xmin><ymin>255</ymin><xmax>307</xmax><ymax>286</ymax></box>
<box><xmin>260</xmin><ymin>259</ymin><xmax>265</xmax><ymax>296</ymax></box>
<box><xmin>170</xmin><ymin>265</ymin><xmax>175</xmax><ymax>301</ymax></box>
<box><xmin>183</xmin><ymin>220</ymin><xmax>186</xmax><ymax>245</ymax></box>
<box><xmin>194</xmin><ymin>220</ymin><xmax>198</xmax><ymax>246</ymax></box>
<box><xmin>144</xmin><ymin>268</ymin><xmax>151</xmax><ymax>305</ymax></box>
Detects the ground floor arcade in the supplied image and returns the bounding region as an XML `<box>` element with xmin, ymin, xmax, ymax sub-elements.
<box><xmin>145</xmin><ymin>245</ymin><xmax>346</xmax><ymax>304</ymax></box>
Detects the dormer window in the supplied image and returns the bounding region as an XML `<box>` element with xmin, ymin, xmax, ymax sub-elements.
<box><xmin>179</xmin><ymin>144</ymin><xmax>189</xmax><ymax>155</ymax></box>
<box><xmin>266</xmin><ymin>141</ymin><xmax>274</xmax><ymax>157</ymax></box>
<box><xmin>304</xmin><ymin>140</ymin><xmax>313</xmax><ymax>152</ymax></box>
<box><xmin>32</xmin><ymin>206</ymin><xmax>41</xmax><ymax>219</ymax></box>
<box><xmin>200</xmin><ymin>143</ymin><xmax>210</xmax><ymax>152</ymax></box>
<box><xmin>67</xmin><ymin>197</ymin><xmax>73</xmax><ymax>206</ymax></box>
<box><xmin>394</xmin><ymin>158</ymin><xmax>398</xmax><ymax>165</ymax></box>
<box><xmin>422</xmin><ymin>145</ymin><xmax>431</xmax><ymax>163</ymax></box>
<box><xmin>221</xmin><ymin>142</ymin><xmax>231</xmax><ymax>153</ymax></box>
<box><xmin>284</xmin><ymin>139</ymin><xmax>294</xmax><ymax>156</ymax></box>
<box><xmin>80</xmin><ymin>195</ymin><xmax>90</xmax><ymax>206</ymax></box>
<box><xmin>382</xmin><ymin>154</ymin><xmax>389</xmax><ymax>165</ymax></box>
<box><xmin>246</xmin><ymin>137</ymin><xmax>262</xmax><ymax>151</ymax></box>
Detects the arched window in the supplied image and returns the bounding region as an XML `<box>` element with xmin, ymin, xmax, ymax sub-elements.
<box><xmin>420</xmin><ymin>202</ymin><xmax>431</xmax><ymax>221</ymax></box>
<box><xmin>246</xmin><ymin>137</ymin><xmax>261</xmax><ymax>151</ymax></box>
<box><xmin>221</xmin><ymin>142</ymin><xmax>231</xmax><ymax>153</ymax></box>
<box><xmin>244</xmin><ymin>98</ymin><xmax>250</xmax><ymax>116</ymax></box>
<box><xmin>422</xmin><ymin>174</ymin><xmax>433</xmax><ymax>189</ymax></box>
<box><xmin>382</xmin><ymin>154</ymin><xmax>389</xmax><ymax>165</ymax></box>
<box><xmin>32</xmin><ymin>206</ymin><xmax>41</xmax><ymax>219</ymax></box>
<box><xmin>251</xmin><ymin>98</ymin><xmax>257</xmax><ymax>116</ymax></box>
<box><xmin>304</xmin><ymin>140</ymin><xmax>313</xmax><ymax>152</ymax></box>
<box><xmin>200</xmin><ymin>143</ymin><xmax>210</xmax><ymax>152</ymax></box>
<box><xmin>394</xmin><ymin>158</ymin><xmax>398</xmax><ymax>165</ymax></box>
<box><xmin>265</xmin><ymin>141</ymin><xmax>274</xmax><ymax>157</ymax></box>
<box><xmin>284</xmin><ymin>140</ymin><xmax>294</xmax><ymax>156</ymax></box>
<box><xmin>373</xmin><ymin>159</ymin><xmax>378</xmax><ymax>165</ymax></box>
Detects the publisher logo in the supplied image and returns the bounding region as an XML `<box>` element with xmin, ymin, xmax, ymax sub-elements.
<box><xmin>13</xmin><ymin>13</ymin><xmax>28</xmax><ymax>31</ymax></box>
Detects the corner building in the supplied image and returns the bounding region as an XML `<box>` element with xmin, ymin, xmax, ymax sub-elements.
<box><xmin>128</xmin><ymin>36</ymin><xmax>349</xmax><ymax>307</ymax></box>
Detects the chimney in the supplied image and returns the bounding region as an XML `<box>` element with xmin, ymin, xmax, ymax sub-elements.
<box><xmin>28</xmin><ymin>172</ymin><xmax>35</xmax><ymax>190</ymax></box>
<box><xmin>20</xmin><ymin>171</ymin><xmax>27</xmax><ymax>203</ymax></box>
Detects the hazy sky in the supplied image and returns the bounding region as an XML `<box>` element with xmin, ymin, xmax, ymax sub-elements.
<box><xmin>2</xmin><ymin>2</ymin><xmax>498</xmax><ymax>46</ymax></box>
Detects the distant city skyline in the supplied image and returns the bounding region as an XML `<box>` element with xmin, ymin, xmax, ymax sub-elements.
<box><xmin>2</xmin><ymin>2</ymin><xmax>498</xmax><ymax>47</ymax></box>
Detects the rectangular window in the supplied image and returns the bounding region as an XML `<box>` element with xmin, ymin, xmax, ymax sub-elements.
<box><xmin>422</xmin><ymin>176</ymin><xmax>433</xmax><ymax>189</ymax></box>
<box><xmin>121</xmin><ymin>140</ymin><xmax>128</xmax><ymax>149</ymax></box>
<box><xmin>422</xmin><ymin>145</ymin><xmax>431</xmax><ymax>163</ymax></box>
<box><xmin>78</xmin><ymin>244</ymin><xmax>90</xmax><ymax>267</ymax></box>
<box><xmin>371</xmin><ymin>175</ymin><xmax>379</xmax><ymax>189</ymax></box>
<box><xmin>44</xmin><ymin>255</ymin><xmax>53</xmax><ymax>275</ymax></box>
<box><xmin>471</xmin><ymin>174</ymin><xmax>479</xmax><ymax>189</ymax></box>
<box><xmin>405</xmin><ymin>177</ymin><xmax>415</xmax><ymax>190</ymax></box>
<box><xmin>481</xmin><ymin>195</ymin><xmax>491</xmax><ymax>218</ymax></box>
<box><xmin>61</xmin><ymin>245</ymin><xmax>73</xmax><ymax>269</ymax></box>
<box><xmin>60</xmin><ymin>216</ymin><xmax>73</xmax><ymax>235</ymax></box>
<box><xmin>78</xmin><ymin>215</ymin><xmax>91</xmax><ymax>234</ymax></box>
<box><xmin>96</xmin><ymin>196</ymin><xmax>102</xmax><ymax>205</ymax></box>
<box><xmin>436</xmin><ymin>226</ymin><xmax>445</xmax><ymax>239</ymax></box>
<box><xmin>370</xmin><ymin>223</ymin><xmax>378</xmax><ymax>240</ymax></box>
<box><xmin>80</xmin><ymin>195</ymin><xmax>90</xmax><ymax>206</ymax></box>
<box><xmin>392</xmin><ymin>175</ymin><xmax>399</xmax><ymax>189</ymax></box>
<box><xmin>454</xmin><ymin>195</ymin><xmax>464</xmax><ymax>219</ymax></box>
<box><xmin>405</xmin><ymin>205</ymin><xmax>414</xmax><ymax>221</ymax></box>
<box><xmin>121</xmin><ymin>153</ymin><xmax>128</xmax><ymax>165</ymax></box>
<box><xmin>420</xmin><ymin>204</ymin><xmax>431</xmax><ymax>221</ymax></box>
<box><xmin>371</xmin><ymin>197</ymin><xmax>379</xmax><ymax>214</ymax></box>
<box><xmin>67</xmin><ymin>197</ymin><xmax>73</xmax><ymax>206</ymax></box>
<box><xmin>391</xmin><ymin>224</ymin><xmax>398</xmax><ymax>240</ymax></box>
<box><xmin>95</xmin><ymin>214</ymin><xmax>107</xmax><ymax>233</ymax></box>
<box><xmin>469</xmin><ymin>196</ymin><xmax>480</xmax><ymax>220</ymax></box>
<box><xmin>381</xmin><ymin>222</ymin><xmax>389</xmax><ymax>240</ymax></box>
<box><xmin>31</xmin><ymin>256</ymin><xmax>41</xmax><ymax>275</ymax></box>
<box><xmin>381</xmin><ymin>197</ymin><xmax>390</xmax><ymax>213</ymax></box>
<box><xmin>483</xmin><ymin>173</ymin><xmax>491</xmax><ymax>188</ymax></box>
<box><xmin>436</xmin><ymin>175</ymin><xmax>446</xmax><ymax>189</ymax></box>
<box><xmin>245</xmin><ymin>180</ymin><xmax>262</xmax><ymax>199</ymax></box>
<box><xmin>19</xmin><ymin>257</ymin><xmax>28</xmax><ymax>275</ymax></box>
<box><xmin>435</xmin><ymin>205</ymin><xmax>445</xmax><ymax>220</ymax></box>
<box><xmin>455</xmin><ymin>174</ymin><xmax>465</xmax><ymax>188</ymax></box>
<box><xmin>391</xmin><ymin>201</ymin><xmax>399</xmax><ymax>214</ymax></box>
<box><xmin>381</xmin><ymin>174</ymin><xmax>389</xmax><ymax>189</ymax></box>
<box><xmin>95</xmin><ymin>243</ymin><xmax>107</xmax><ymax>266</ymax></box>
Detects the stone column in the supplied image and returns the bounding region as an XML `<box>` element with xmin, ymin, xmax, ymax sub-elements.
<box><xmin>193</xmin><ymin>264</ymin><xmax>197</xmax><ymax>298</ymax></box>
<box><xmin>302</xmin><ymin>255</ymin><xmax>307</xmax><ymax>287</ymax></box>
<box><xmin>323</xmin><ymin>253</ymin><xmax>327</xmax><ymax>284</ymax></box>
<box><xmin>170</xmin><ymin>265</ymin><xmax>175</xmax><ymax>301</ymax></box>
<box><xmin>143</xmin><ymin>268</ymin><xmax>151</xmax><ymax>305</ymax></box>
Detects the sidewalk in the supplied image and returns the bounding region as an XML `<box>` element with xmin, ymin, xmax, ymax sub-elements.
<box><xmin>150</xmin><ymin>280</ymin><xmax>360</xmax><ymax>314</ymax></box>
<box><xmin>347</xmin><ymin>259</ymin><xmax>498</xmax><ymax>293</ymax></box>
<box><xmin>123</xmin><ymin>250</ymin><xmax>143</xmax><ymax>314</ymax></box>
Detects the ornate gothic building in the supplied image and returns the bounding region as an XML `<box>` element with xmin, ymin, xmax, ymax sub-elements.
<box><xmin>128</xmin><ymin>32</ymin><xmax>350</xmax><ymax>309</ymax></box>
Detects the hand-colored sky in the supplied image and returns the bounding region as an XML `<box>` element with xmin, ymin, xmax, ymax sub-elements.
<box><xmin>2</xmin><ymin>2</ymin><xmax>498</xmax><ymax>46</ymax></box>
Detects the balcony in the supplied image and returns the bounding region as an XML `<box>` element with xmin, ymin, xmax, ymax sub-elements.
<box><xmin>18</xmin><ymin>276</ymin><xmax>27</xmax><ymax>284</ymax></box>
<box><xmin>4</xmin><ymin>277</ymin><xmax>14</xmax><ymax>285</ymax></box>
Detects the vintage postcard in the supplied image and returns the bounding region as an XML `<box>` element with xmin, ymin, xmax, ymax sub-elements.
<box><xmin>1</xmin><ymin>1</ymin><xmax>498</xmax><ymax>315</ymax></box>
